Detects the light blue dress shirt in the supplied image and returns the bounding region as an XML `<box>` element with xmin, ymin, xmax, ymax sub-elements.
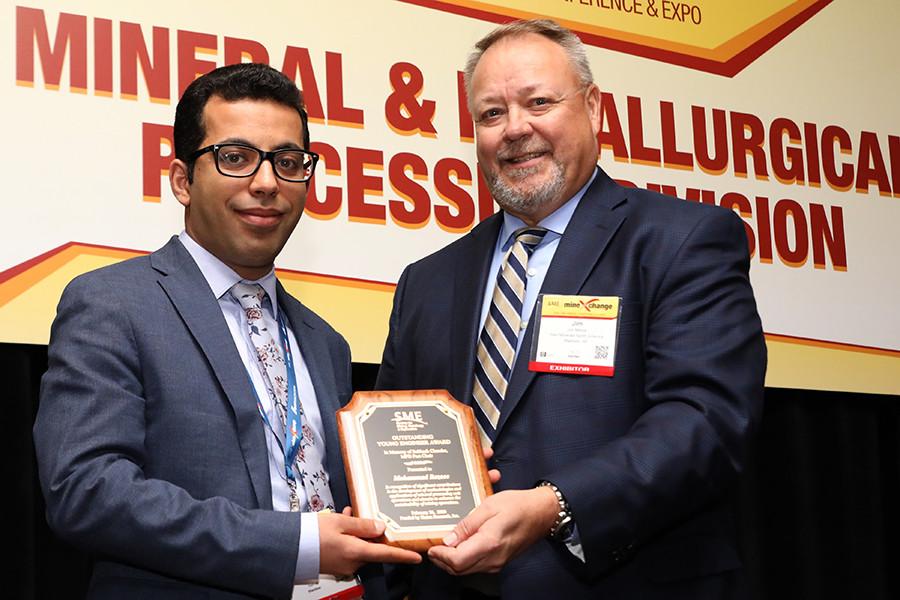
<box><xmin>478</xmin><ymin>169</ymin><xmax>598</xmax><ymax>342</ymax></box>
<box><xmin>476</xmin><ymin>169</ymin><xmax>598</xmax><ymax>561</ymax></box>
<box><xmin>179</xmin><ymin>231</ymin><xmax>323</xmax><ymax>582</ymax></box>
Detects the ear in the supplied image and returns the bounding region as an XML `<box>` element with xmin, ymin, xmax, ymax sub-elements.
<box><xmin>169</xmin><ymin>159</ymin><xmax>192</xmax><ymax>208</ymax></box>
<box><xmin>584</xmin><ymin>83</ymin><xmax>601</xmax><ymax>137</ymax></box>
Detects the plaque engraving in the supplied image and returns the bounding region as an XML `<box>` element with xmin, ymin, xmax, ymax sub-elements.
<box><xmin>337</xmin><ymin>390</ymin><xmax>493</xmax><ymax>552</ymax></box>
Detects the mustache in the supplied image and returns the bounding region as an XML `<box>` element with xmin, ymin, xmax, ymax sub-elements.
<box><xmin>497</xmin><ymin>140</ymin><xmax>551</xmax><ymax>161</ymax></box>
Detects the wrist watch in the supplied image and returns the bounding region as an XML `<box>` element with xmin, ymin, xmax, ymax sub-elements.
<box><xmin>538</xmin><ymin>481</ymin><xmax>573</xmax><ymax>540</ymax></box>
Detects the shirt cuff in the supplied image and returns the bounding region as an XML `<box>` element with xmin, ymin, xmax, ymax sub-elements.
<box><xmin>563</xmin><ymin>524</ymin><xmax>586</xmax><ymax>562</ymax></box>
<box><xmin>294</xmin><ymin>512</ymin><xmax>321</xmax><ymax>583</ymax></box>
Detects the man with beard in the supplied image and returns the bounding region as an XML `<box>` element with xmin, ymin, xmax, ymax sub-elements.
<box><xmin>376</xmin><ymin>19</ymin><xmax>766</xmax><ymax>600</ymax></box>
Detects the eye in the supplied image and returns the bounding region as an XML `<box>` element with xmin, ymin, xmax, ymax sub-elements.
<box><xmin>477</xmin><ymin>107</ymin><xmax>504</xmax><ymax>124</ymax></box>
<box><xmin>219</xmin><ymin>147</ymin><xmax>252</xmax><ymax>166</ymax></box>
<box><xmin>528</xmin><ymin>97</ymin><xmax>556</xmax><ymax>111</ymax></box>
<box><xmin>276</xmin><ymin>154</ymin><xmax>300</xmax><ymax>170</ymax></box>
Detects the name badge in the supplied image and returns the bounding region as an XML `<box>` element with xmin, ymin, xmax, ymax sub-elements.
<box><xmin>293</xmin><ymin>575</ymin><xmax>363</xmax><ymax>600</ymax></box>
<box><xmin>528</xmin><ymin>295</ymin><xmax>621</xmax><ymax>376</ymax></box>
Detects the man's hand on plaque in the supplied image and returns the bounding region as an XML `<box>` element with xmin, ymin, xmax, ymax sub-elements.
<box><xmin>318</xmin><ymin>512</ymin><xmax>422</xmax><ymax>578</ymax></box>
<box><xmin>426</xmin><ymin>486</ymin><xmax>558</xmax><ymax>575</ymax></box>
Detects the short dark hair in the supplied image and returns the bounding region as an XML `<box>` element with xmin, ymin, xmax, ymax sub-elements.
<box><xmin>174</xmin><ymin>63</ymin><xmax>310</xmax><ymax>176</ymax></box>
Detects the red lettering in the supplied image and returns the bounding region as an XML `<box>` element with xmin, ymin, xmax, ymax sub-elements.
<box><xmin>855</xmin><ymin>131</ymin><xmax>892</xmax><ymax>195</ymax></box>
<box><xmin>660</xmin><ymin>101</ymin><xmax>693</xmax><ymax>169</ymax></box>
<box><xmin>810</xmin><ymin>204</ymin><xmax>847</xmax><ymax>271</ymax></box>
<box><xmin>388</xmin><ymin>153</ymin><xmax>430</xmax><ymax>228</ymax></box>
<box><xmin>754</xmin><ymin>196</ymin><xmax>773</xmax><ymax>263</ymax></box>
<box><xmin>692</xmin><ymin>106</ymin><xmax>728</xmax><ymax>175</ymax></box>
<box><xmin>720</xmin><ymin>192</ymin><xmax>754</xmax><ymax>256</ymax></box>
<box><xmin>434</xmin><ymin>158</ymin><xmax>475</xmax><ymax>233</ymax></box>
<box><xmin>730</xmin><ymin>111</ymin><xmax>768</xmax><ymax>179</ymax></box>
<box><xmin>142</xmin><ymin>122</ymin><xmax>174</xmax><ymax>202</ymax></box>
<box><xmin>224</xmin><ymin>36</ymin><xmax>269</xmax><ymax>66</ymax></box>
<box><xmin>346</xmin><ymin>147</ymin><xmax>384</xmax><ymax>223</ymax></box>
<box><xmin>326</xmin><ymin>52</ymin><xmax>364</xmax><ymax>127</ymax></box>
<box><xmin>306</xmin><ymin>142</ymin><xmax>342</xmax><ymax>219</ymax></box>
<box><xmin>281</xmin><ymin>46</ymin><xmax>324</xmax><ymax>122</ymax></box>
<box><xmin>626</xmin><ymin>96</ymin><xmax>660</xmax><ymax>165</ymax></box>
<box><xmin>803</xmin><ymin>122</ymin><xmax>822</xmax><ymax>187</ymax></box>
<box><xmin>821</xmin><ymin>125</ymin><xmax>854</xmax><ymax>191</ymax></box>
<box><xmin>121</xmin><ymin>22</ymin><xmax>170</xmax><ymax>102</ymax></box>
<box><xmin>177</xmin><ymin>30</ymin><xmax>217</xmax><ymax>97</ymax></box>
<box><xmin>457</xmin><ymin>71</ymin><xmax>474</xmax><ymax>142</ymax></box>
<box><xmin>773</xmin><ymin>198</ymin><xmax>808</xmax><ymax>267</ymax></box>
<box><xmin>94</xmin><ymin>18</ymin><xmax>113</xmax><ymax>96</ymax></box>
<box><xmin>597</xmin><ymin>92</ymin><xmax>629</xmax><ymax>160</ymax></box>
<box><xmin>16</xmin><ymin>7</ymin><xmax>87</xmax><ymax>91</ymax></box>
<box><xmin>891</xmin><ymin>135</ymin><xmax>900</xmax><ymax>198</ymax></box>
<box><xmin>770</xmin><ymin>117</ymin><xmax>804</xmax><ymax>184</ymax></box>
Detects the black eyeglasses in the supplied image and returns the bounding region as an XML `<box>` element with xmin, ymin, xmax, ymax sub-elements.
<box><xmin>190</xmin><ymin>143</ymin><xmax>319</xmax><ymax>183</ymax></box>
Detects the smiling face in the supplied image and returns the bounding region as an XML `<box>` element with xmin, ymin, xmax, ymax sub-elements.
<box><xmin>470</xmin><ymin>33</ymin><xmax>601</xmax><ymax>225</ymax></box>
<box><xmin>169</xmin><ymin>96</ymin><xmax>307</xmax><ymax>279</ymax></box>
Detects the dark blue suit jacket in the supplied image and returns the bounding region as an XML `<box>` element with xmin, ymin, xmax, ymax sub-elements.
<box><xmin>34</xmin><ymin>237</ymin><xmax>380</xmax><ymax>599</ymax></box>
<box><xmin>376</xmin><ymin>170</ymin><xmax>766</xmax><ymax>599</ymax></box>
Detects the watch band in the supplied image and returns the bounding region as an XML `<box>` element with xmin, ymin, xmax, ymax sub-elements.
<box><xmin>538</xmin><ymin>481</ymin><xmax>573</xmax><ymax>540</ymax></box>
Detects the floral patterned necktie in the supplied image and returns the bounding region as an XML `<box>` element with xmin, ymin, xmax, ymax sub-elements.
<box><xmin>231</xmin><ymin>281</ymin><xmax>334</xmax><ymax>513</ymax></box>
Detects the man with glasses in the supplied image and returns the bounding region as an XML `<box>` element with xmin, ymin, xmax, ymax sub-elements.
<box><xmin>377</xmin><ymin>20</ymin><xmax>765</xmax><ymax>599</ymax></box>
<box><xmin>34</xmin><ymin>63</ymin><xmax>420</xmax><ymax>600</ymax></box>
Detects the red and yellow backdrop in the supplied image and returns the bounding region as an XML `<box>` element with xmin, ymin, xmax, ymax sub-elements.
<box><xmin>4</xmin><ymin>0</ymin><xmax>898</xmax><ymax>394</ymax></box>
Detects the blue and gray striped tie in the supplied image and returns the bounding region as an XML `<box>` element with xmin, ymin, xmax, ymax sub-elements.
<box><xmin>472</xmin><ymin>227</ymin><xmax>548</xmax><ymax>442</ymax></box>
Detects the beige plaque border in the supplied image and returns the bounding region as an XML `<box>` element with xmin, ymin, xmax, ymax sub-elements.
<box><xmin>337</xmin><ymin>389</ymin><xmax>493</xmax><ymax>552</ymax></box>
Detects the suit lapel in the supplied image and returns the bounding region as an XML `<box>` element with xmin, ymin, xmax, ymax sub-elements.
<box><xmin>152</xmin><ymin>237</ymin><xmax>273</xmax><ymax>509</ymax></box>
<box><xmin>277</xmin><ymin>285</ymin><xmax>350</xmax><ymax>509</ymax></box>
<box><xmin>450</xmin><ymin>214</ymin><xmax>504</xmax><ymax>404</ymax></box>
<box><xmin>497</xmin><ymin>172</ymin><xmax>629</xmax><ymax>434</ymax></box>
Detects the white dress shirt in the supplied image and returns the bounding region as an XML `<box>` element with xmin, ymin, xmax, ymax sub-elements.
<box><xmin>179</xmin><ymin>231</ymin><xmax>324</xmax><ymax>582</ymax></box>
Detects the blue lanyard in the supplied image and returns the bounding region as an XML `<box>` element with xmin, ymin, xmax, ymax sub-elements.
<box><xmin>277</xmin><ymin>311</ymin><xmax>303</xmax><ymax>483</ymax></box>
<box><xmin>246</xmin><ymin>310</ymin><xmax>304</xmax><ymax>489</ymax></box>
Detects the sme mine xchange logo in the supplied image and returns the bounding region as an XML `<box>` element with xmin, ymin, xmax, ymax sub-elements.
<box><xmin>398</xmin><ymin>0</ymin><xmax>832</xmax><ymax>77</ymax></box>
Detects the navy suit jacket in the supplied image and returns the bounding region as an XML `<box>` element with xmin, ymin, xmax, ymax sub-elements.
<box><xmin>376</xmin><ymin>170</ymin><xmax>766</xmax><ymax>599</ymax></box>
<box><xmin>34</xmin><ymin>237</ymin><xmax>379</xmax><ymax>599</ymax></box>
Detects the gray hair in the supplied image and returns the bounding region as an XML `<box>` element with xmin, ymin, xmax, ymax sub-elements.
<box><xmin>463</xmin><ymin>19</ymin><xmax>594</xmax><ymax>108</ymax></box>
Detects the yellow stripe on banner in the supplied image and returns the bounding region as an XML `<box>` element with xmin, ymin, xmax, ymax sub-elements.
<box><xmin>0</xmin><ymin>248</ymin><xmax>143</xmax><ymax>345</ymax></box>
<box><xmin>4</xmin><ymin>245</ymin><xmax>899</xmax><ymax>391</ymax></box>
<box><xmin>765</xmin><ymin>335</ymin><xmax>900</xmax><ymax>396</ymax></box>
<box><xmin>713</xmin><ymin>1</ymin><xmax>812</xmax><ymax>61</ymax></box>
<box><xmin>278</xmin><ymin>272</ymin><xmax>395</xmax><ymax>364</ymax></box>
<box><xmin>0</xmin><ymin>244</ymin><xmax>396</xmax><ymax>363</ymax></box>
<box><xmin>435</xmin><ymin>0</ymin><xmax>802</xmax><ymax>52</ymax></box>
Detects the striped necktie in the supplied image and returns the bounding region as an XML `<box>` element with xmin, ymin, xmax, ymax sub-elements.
<box><xmin>472</xmin><ymin>227</ymin><xmax>548</xmax><ymax>442</ymax></box>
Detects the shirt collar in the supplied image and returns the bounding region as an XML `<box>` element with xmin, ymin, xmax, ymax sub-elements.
<box><xmin>178</xmin><ymin>231</ymin><xmax>279</xmax><ymax>316</ymax></box>
<box><xmin>499</xmin><ymin>168</ymin><xmax>598</xmax><ymax>250</ymax></box>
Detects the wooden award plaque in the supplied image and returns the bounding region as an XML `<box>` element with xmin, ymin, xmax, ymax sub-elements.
<box><xmin>337</xmin><ymin>389</ymin><xmax>493</xmax><ymax>552</ymax></box>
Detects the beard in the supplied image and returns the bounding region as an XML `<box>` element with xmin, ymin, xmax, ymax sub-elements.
<box><xmin>482</xmin><ymin>147</ymin><xmax>566</xmax><ymax>219</ymax></box>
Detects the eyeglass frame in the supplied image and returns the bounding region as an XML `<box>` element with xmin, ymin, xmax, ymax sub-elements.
<box><xmin>188</xmin><ymin>142</ymin><xmax>319</xmax><ymax>183</ymax></box>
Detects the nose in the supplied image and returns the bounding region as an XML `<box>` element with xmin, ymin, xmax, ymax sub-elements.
<box><xmin>503</xmin><ymin>105</ymin><xmax>533</xmax><ymax>141</ymax></box>
<box><xmin>249</xmin><ymin>157</ymin><xmax>279</xmax><ymax>197</ymax></box>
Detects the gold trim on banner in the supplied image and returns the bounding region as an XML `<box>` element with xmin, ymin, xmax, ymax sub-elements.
<box><xmin>1</xmin><ymin>244</ymin><xmax>897</xmax><ymax>393</ymax></box>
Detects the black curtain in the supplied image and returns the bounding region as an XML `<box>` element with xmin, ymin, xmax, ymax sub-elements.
<box><xmin>6</xmin><ymin>343</ymin><xmax>898</xmax><ymax>599</ymax></box>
